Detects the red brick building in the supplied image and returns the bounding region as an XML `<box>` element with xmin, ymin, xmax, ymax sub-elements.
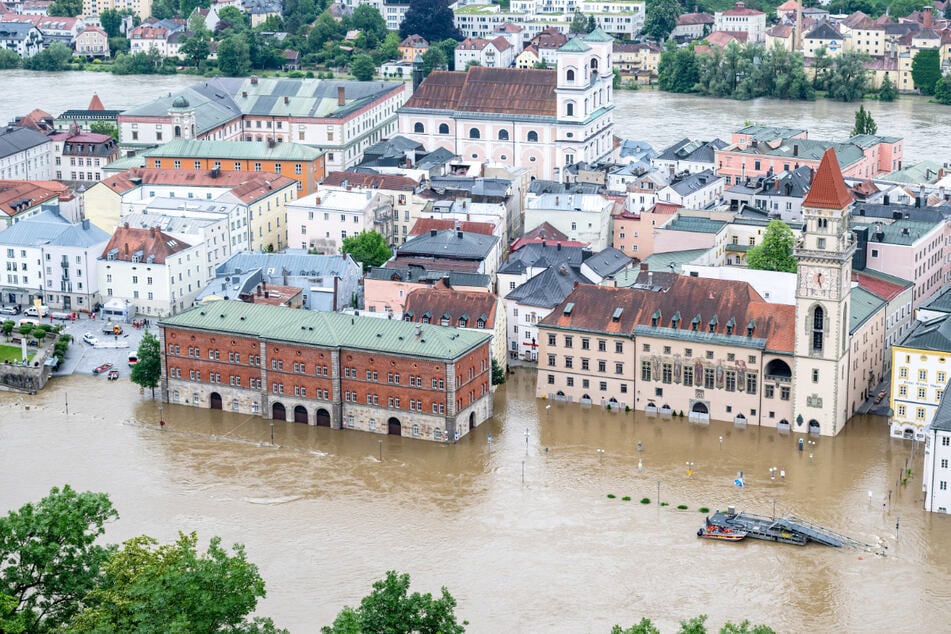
<box><xmin>159</xmin><ymin>301</ymin><xmax>493</xmax><ymax>442</ymax></box>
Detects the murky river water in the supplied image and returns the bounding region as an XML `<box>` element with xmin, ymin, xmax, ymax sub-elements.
<box><xmin>1</xmin><ymin>370</ymin><xmax>947</xmax><ymax>633</ymax></box>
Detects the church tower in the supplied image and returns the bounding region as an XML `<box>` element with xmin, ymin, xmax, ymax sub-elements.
<box><xmin>794</xmin><ymin>148</ymin><xmax>855</xmax><ymax>436</ymax></box>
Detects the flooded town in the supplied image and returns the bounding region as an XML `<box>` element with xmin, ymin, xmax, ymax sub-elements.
<box><xmin>3</xmin><ymin>0</ymin><xmax>951</xmax><ymax>630</ymax></box>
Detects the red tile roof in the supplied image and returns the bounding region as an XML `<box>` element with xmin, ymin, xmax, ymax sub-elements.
<box><xmin>852</xmin><ymin>270</ymin><xmax>910</xmax><ymax>301</ymax></box>
<box><xmin>522</xmin><ymin>221</ymin><xmax>568</xmax><ymax>242</ymax></box>
<box><xmin>101</xmin><ymin>225</ymin><xmax>192</xmax><ymax>264</ymax></box>
<box><xmin>410</xmin><ymin>218</ymin><xmax>495</xmax><ymax>236</ymax></box>
<box><xmin>722</xmin><ymin>2</ymin><xmax>765</xmax><ymax>16</ymax></box>
<box><xmin>0</xmin><ymin>180</ymin><xmax>66</xmax><ymax>217</ymax></box>
<box><xmin>677</xmin><ymin>12</ymin><xmax>715</xmax><ymax>25</ymax></box>
<box><xmin>405</xmin><ymin>67</ymin><xmax>556</xmax><ymax>117</ymax></box>
<box><xmin>404</xmin><ymin>287</ymin><xmax>498</xmax><ymax>329</ymax></box>
<box><xmin>803</xmin><ymin>147</ymin><xmax>852</xmax><ymax>209</ymax></box>
<box><xmin>321</xmin><ymin>170</ymin><xmax>419</xmax><ymax>191</ymax></box>
<box><xmin>542</xmin><ymin>276</ymin><xmax>795</xmax><ymax>353</ymax></box>
<box><xmin>100</xmin><ymin>168</ymin><xmax>298</xmax><ymax>203</ymax></box>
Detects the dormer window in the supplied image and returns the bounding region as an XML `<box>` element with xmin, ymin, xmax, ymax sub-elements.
<box><xmin>747</xmin><ymin>319</ymin><xmax>756</xmax><ymax>337</ymax></box>
<box><xmin>613</xmin><ymin>307</ymin><xmax>624</xmax><ymax>322</ymax></box>
<box><xmin>671</xmin><ymin>311</ymin><xmax>681</xmax><ymax>329</ymax></box>
<box><xmin>692</xmin><ymin>314</ymin><xmax>701</xmax><ymax>331</ymax></box>
<box><xmin>726</xmin><ymin>317</ymin><xmax>736</xmax><ymax>336</ymax></box>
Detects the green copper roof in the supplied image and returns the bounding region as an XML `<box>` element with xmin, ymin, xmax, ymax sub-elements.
<box><xmin>560</xmin><ymin>37</ymin><xmax>592</xmax><ymax>52</ymax></box>
<box><xmin>849</xmin><ymin>286</ymin><xmax>886</xmax><ymax>335</ymax></box>
<box><xmin>144</xmin><ymin>139</ymin><xmax>322</xmax><ymax>161</ymax></box>
<box><xmin>583</xmin><ymin>27</ymin><xmax>614</xmax><ymax>42</ymax></box>
<box><xmin>160</xmin><ymin>301</ymin><xmax>489</xmax><ymax>361</ymax></box>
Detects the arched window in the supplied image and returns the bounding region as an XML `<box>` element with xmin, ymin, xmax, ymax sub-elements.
<box><xmin>591</xmin><ymin>58</ymin><xmax>599</xmax><ymax>71</ymax></box>
<box><xmin>566</xmin><ymin>102</ymin><xmax>574</xmax><ymax>116</ymax></box>
<box><xmin>498</xmin><ymin>129</ymin><xmax>509</xmax><ymax>141</ymax></box>
<box><xmin>566</xmin><ymin>69</ymin><xmax>575</xmax><ymax>82</ymax></box>
<box><xmin>174</xmin><ymin>126</ymin><xmax>182</xmax><ymax>138</ymax></box>
<box><xmin>812</xmin><ymin>306</ymin><xmax>824</xmax><ymax>352</ymax></box>
<box><xmin>527</xmin><ymin>130</ymin><xmax>538</xmax><ymax>142</ymax></box>
<box><xmin>438</xmin><ymin>123</ymin><xmax>449</xmax><ymax>134</ymax></box>
<box><xmin>469</xmin><ymin>128</ymin><xmax>480</xmax><ymax>139</ymax></box>
<box><xmin>413</xmin><ymin>122</ymin><xmax>424</xmax><ymax>133</ymax></box>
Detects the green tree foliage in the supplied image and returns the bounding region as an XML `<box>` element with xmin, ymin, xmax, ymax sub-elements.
<box><xmin>48</xmin><ymin>0</ymin><xmax>81</xmax><ymax>16</ymax></box>
<box><xmin>935</xmin><ymin>73</ymin><xmax>951</xmax><ymax>105</ymax></box>
<box><xmin>432</xmin><ymin>38</ymin><xmax>459</xmax><ymax>71</ymax></box>
<box><xmin>218</xmin><ymin>35</ymin><xmax>252</xmax><ymax>75</ymax></box>
<box><xmin>491</xmin><ymin>358</ymin><xmax>506</xmax><ymax>385</ymax></box>
<box><xmin>421</xmin><ymin>45</ymin><xmax>448</xmax><ymax>77</ymax></box>
<box><xmin>878</xmin><ymin>73</ymin><xmax>897</xmax><ymax>101</ymax></box>
<box><xmin>533</xmin><ymin>59</ymin><xmax>549</xmax><ymax>69</ymax></box>
<box><xmin>1</xmin><ymin>320</ymin><xmax>14</xmax><ymax>337</ymax></box>
<box><xmin>823</xmin><ymin>0</ymin><xmax>887</xmax><ymax>17</ymax></box>
<box><xmin>0</xmin><ymin>49</ymin><xmax>19</xmax><ymax>69</ymax></box>
<box><xmin>109</xmin><ymin>36</ymin><xmax>130</xmax><ymax>56</ymax></box>
<box><xmin>70</xmin><ymin>532</ymin><xmax>283</xmax><ymax>633</ymax></box>
<box><xmin>218</xmin><ymin>5</ymin><xmax>248</xmax><ymax>31</ymax></box>
<box><xmin>570</xmin><ymin>11</ymin><xmax>589</xmax><ymax>34</ymax></box>
<box><xmin>746</xmin><ymin>220</ymin><xmax>797</xmax><ymax>273</ymax></box>
<box><xmin>811</xmin><ymin>46</ymin><xmax>832</xmax><ymax>92</ymax></box>
<box><xmin>658</xmin><ymin>41</ymin><xmax>698</xmax><ymax>93</ymax></box>
<box><xmin>179</xmin><ymin>32</ymin><xmax>211</xmax><ymax>67</ymax></box>
<box><xmin>308</xmin><ymin>11</ymin><xmax>344</xmax><ymax>53</ymax></box>
<box><xmin>179</xmin><ymin>0</ymin><xmax>210</xmax><ymax>20</ymax></box>
<box><xmin>90</xmin><ymin>121</ymin><xmax>119</xmax><ymax>140</ymax></box>
<box><xmin>946</xmin><ymin>1</ymin><xmax>951</xmax><ymax>20</ymax></box>
<box><xmin>613</xmin><ymin>615</ymin><xmax>776</xmax><ymax>634</ymax></box>
<box><xmin>22</xmin><ymin>42</ymin><xmax>73</xmax><ymax>71</ymax></box>
<box><xmin>350</xmin><ymin>53</ymin><xmax>376</xmax><ymax>80</ymax></box>
<box><xmin>827</xmin><ymin>51</ymin><xmax>870</xmax><ymax>101</ymax></box>
<box><xmin>131</xmin><ymin>331</ymin><xmax>161</xmax><ymax>398</ymax></box>
<box><xmin>694</xmin><ymin>41</ymin><xmax>814</xmax><ymax>100</ymax></box>
<box><xmin>321</xmin><ymin>570</ymin><xmax>466</xmax><ymax>634</ymax></box>
<box><xmin>349</xmin><ymin>5</ymin><xmax>387</xmax><ymax>44</ymax></box>
<box><xmin>912</xmin><ymin>48</ymin><xmax>941</xmax><ymax>96</ymax></box>
<box><xmin>380</xmin><ymin>31</ymin><xmax>401</xmax><ymax>62</ymax></box>
<box><xmin>851</xmin><ymin>104</ymin><xmax>877</xmax><ymax>136</ymax></box>
<box><xmin>0</xmin><ymin>485</ymin><xmax>117</xmax><ymax>633</ymax></box>
<box><xmin>889</xmin><ymin>0</ymin><xmax>924</xmax><ymax>17</ymax></box>
<box><xmin>398</xmin><ymin>0</ymin><xmax>462</xmax><ymax>42</ymax></box>
<box><xmin>587</xmin><ymin>14</ymin><xmax>597</xmax><ymax>32</ymax></box>
<box><xmin>341</xmin><ymin>231</ymin><xmax>392</xmax><ymax>272</ymax></box>
<box><xmin>611</xmin><ymin>618</ymin><xmax>661</xmax><ymax>634</ymax></box>
<box><xmin>99</xmin><ymin>8</ymin><xmax>123</xmax><ymax>38</ymax></box>
<box><xmin>642</xmin><ymin>0</ymin><xmax>680</xmax><ymax>42</ymax></box>
<box><xmin>111</xmin><ymin>49</ymin><xmax>169</xmax><ymax>74</ymax></box>
<box><xmin>283</xmin><ymin>0</ymin><xmax>317</xmax><ymax>34</ymax></box>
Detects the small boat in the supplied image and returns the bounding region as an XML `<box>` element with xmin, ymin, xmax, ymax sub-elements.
<box><xmin>93</xmin><ymin>363</ymin><xmax>113</xmax><ymax>375</ymax></box>
<box><xmin>107</xmin><ymin>369</ymin><xmax>119</xmax><ymax>381</ymax></box>
<box><xmin>697</xmin><ymin>524</ymin><xmax>747</xmax><ymax>542</ymax></box>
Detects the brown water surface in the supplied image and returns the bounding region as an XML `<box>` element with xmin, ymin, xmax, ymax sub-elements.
<box><xmin>0</xmin><ymin>370</ymin><xmax>946</xmax><ymax>633</ymax></box>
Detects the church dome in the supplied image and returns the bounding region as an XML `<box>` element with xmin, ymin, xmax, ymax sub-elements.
<box><xmin>171</xmin><ymin>95</ymin><xmax>190</xmax><ymax>109</ymax></box>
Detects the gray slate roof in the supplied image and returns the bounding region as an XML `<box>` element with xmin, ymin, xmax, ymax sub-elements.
<box><xmin>0</xmin><ymin>125</ymin><xmax>49</xmax><ymax>159</ymax></box>
<box><xmin>0</xmin><ymin>208</ymin><xmax>109</xmax><ymax>247</ymax></box>
<box><xmin>499</xmin><ymin>242</ymin><xmax>586</xmax><ymax>274</ymax></box>
<box><xmin>899</xmin><ymin>314</ymin><xmax>951</xmax><ymax>353</ymax></box>
<box><xmin>216</xmin><ymin>252</ymin><xmax>360</xmax><ymax>278</ymax></box>
<box><xmin>367</xmin><ymin>266</ymin><xmax>490</xmax><ymax>288</ymax></box>
<box><xmin>920</xmin><ymin>284</ymin><xmax>951</xmax><ymax>315</ymax></box>
<box><xmin>582</xmin><ymin>247</ymin><xmax>631</xmax><ymax>277</ymax></box>
<box><xmin>398</xmin><ymin>229</ymin><xmax>499</xmax><ymax>260</ymax></box>
<box><xmin>507</xmin><ymin>264</ymin><xmax>591</xmax><ymax>308</ymax></box>
<box><xmin>666</xmin><ymin>169</ymin><xmax>721</xmax><ymax>196</ymax></box>
<box><xmin>930</xmin><ymin>389</ymin><xmax>951</xmax><ymax>433</ymax></box>
<box><xmin>656</xmin><ymin>138</ymin><xmax>727</xmax><ymax>164</ymax></box>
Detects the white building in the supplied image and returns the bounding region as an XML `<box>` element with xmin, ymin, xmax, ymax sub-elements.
<box><xmin>713</xmin><ymin>2</ymin><xmax>767</xmax><ymax>43</ymax></box>
<box><xmin>923</xmin><ymin>396</ymin><xmax>951</xmax><ymax>513</ymax></box>
<box><xmin>286</xmin><ymin>189</ymin><xmax>394</xmax><ymax>255</ymax></box>
<box><xmin>0</xmin><ymin>208</ymin><xmax>109</xmax><ymax>311</ymax></box>
<box><xmin>122</xmin><ymin>209</ymin><xmax>231</xmax><ymax>281</ymax></box>
<box><xmin>0</xmin><ymin>22</ymin><xmax>43</xmax><ymax>58</ymax></box>
<box><xmin>454</xmin><ymin>36</ymin><xmax>515</xmax><ymax>69</ymax></box>
<box><xmin>656</xmin><ymin>170</ymin><xmax>724</xmax><ymax>210</ymax></box>
<box><xmin>523</xmin><ymin>192</ymin><xmax>613</xmax><ymax>250</ymax></box>
<box><xmin>0</xmin><ymin>126</ymin><xmax>52</xmax><ymax>181</ymax></box>
<box><xmin>98</xmin><ymin>224</ymin><xmax>208</xmax><ymax>317</ymax></box>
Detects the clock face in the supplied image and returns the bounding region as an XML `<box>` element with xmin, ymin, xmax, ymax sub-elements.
<box><xmin>812</xmin><ymin>272</ymin><xmax>824</xmax><ymax>289</ymax></box>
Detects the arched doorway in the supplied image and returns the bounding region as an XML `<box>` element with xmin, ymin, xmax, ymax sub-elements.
<box><xmin>293</xmin><ymin>405</ymin><xmax>308</xmax><ymax>424</ymax></box>
<box><xmin>765</xmin><ymin>359</ymin><xmax>792</xmax><ymax>379</ymax></box>
<box><xmin>387</xmin><ymin>417</ymin><xmax>401</xmax><ymax>436</ymax></box>
<box><xmin>808</xmin><ymin>419</ymin><xmax>821</xmax><ymax>434</ymax></box>
<box><xmin>272</xmin><ymin>402</ymin><xmax>286</xmax><ymax>421</ymax></box>
<box><xmin>210</xmin><ymin>392</ymin><xmax>222</xmax><ymax>410</ymax></box>
<box><xmin>777</xmin><ymin>419</ymin><xmax>791</xmax><ymax>431</ymax></box>
<box><xmin>689</xmin><ymin>401</ymin><xmax>710</xmax><ymax>424</ymax></box>
<box><xmin>734</xmin><ymin>413</ymin><xmax>747</xmax><ymax>425</ymax></box>
<box><xmin>315</xmin><ymin>408</ymin><xmax>331</xmax><ymax>427</ymax></box>
<box><xmin>469</xmin><ymin>411</ymin><xmax>475</xmax><ymax>431</ymax></box>
<box><xmin>692</xmin><ymin>402</ymin><xmax>709</xmax><ymax>414</ymax></box>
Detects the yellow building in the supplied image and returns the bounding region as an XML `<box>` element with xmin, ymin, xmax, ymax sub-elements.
<box><xmin>82</xmin><ymin>0</ymin><xmax>152</xmax><ymax>19</ymax></box>
<box><xmin>889</xmin><ymin>316</ymin><xmax>951</xmax><ymax>441</ymax></box>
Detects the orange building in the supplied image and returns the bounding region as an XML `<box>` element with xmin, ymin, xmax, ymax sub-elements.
<box><xmin>143</xmin><ymin>139</ymin><xmax>325</xmax><ymax>195</ymax></box>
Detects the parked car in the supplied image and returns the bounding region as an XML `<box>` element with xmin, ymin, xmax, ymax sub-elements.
<box><xmin>24</xmin><ymin>304</ymin><xmax>49</xmax><ymax>318</ymax></box>
<box><xmin>128</xmin><ymin>354</ymin><xmax>138</xmax><ymax>366</ymax></box>
<box><xmin>82</xmin><ymin>333</ymin><xmax>99</xmax><ymax>346</ymax></box>
<box><xmin>0</xmin><ymin>305</ymin><xmax>20</xmax><ymax>315</ymax></box>
<box><xmin>18</xmin><ymin>318</ymin><xmax>40</xmax><ymax>327</ymax></box>
<box><xmin>102</xmin><ymin>323</ymin><xmax>122</xmax><ymax>335</ymax></box>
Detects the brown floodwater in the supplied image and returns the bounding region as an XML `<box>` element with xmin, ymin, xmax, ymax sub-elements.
<box><xmin>1</xmin><ymin>370</ymin><xmax>947</xmax><ymax>633</ymax></box>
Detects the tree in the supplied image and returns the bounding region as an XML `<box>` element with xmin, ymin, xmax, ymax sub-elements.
<box><xmin>218</xmin><ymin>5</ymin><xmax>248</xmax><ymax>31</ymax></box>
<box><xmin>349</xmin><ymin>5</ymin><xmax>387</xmax><ymax>43</ymax></box>
<box><xmin>946</xmin><ymin>0</ymin><xmax>951</xmax><ymax>20</ymax></box>
<box><xmin>587</xmin><ymin>14</ymin><xmax>597</xmax><ymax>32</ymax></box>
<box><xmin>0</xmin><ymin>486</ymin><xmax>118</xmax><ymax>633</ymax></box>
<box><xmin>851</xmin><ymin>104</ymin><xmax>877</xmax><ymax>135</ymax></box>
<box><xmin>179</xmin><ymin>0</ymin><xmax>210</xmax><ymax>21</ymax></box>
<box><xmin>179</xmin><ymin>32</ymin><xmax>211</xmax><ymax>67</ymax></box>
<box><xmin>109</xmin><ymin>36</ymin><xmax>130</xmax><ymax>56</ymax></box>
<box><xmin>912</xmin><ymin>48</ymin><xmax>941</xmax><ymax>96</ymax></box>
<box><xmin>188</xmin><ymin>10</ymin><xmax>211</xmax><ymax>36</ymax></box>
<box><xmin>398</xmin><ymin>0</ymin><xmax>461</xmax><ymax>42</ymax></box>
<box><xmin>746</xmin><ymin>220</ymin><xmax>797</xmax><ymax>273</ymax></box>
<box><xmin>22</xmin><ymin>42</ymin><xmax>73</xmax><ymax>71</ymax></box>
<box><xmin>90</xmin><ymin>121</ymin><xmax>119</xmax><ymax>140</ymax></box>
<box><xmin>131</xmin><ymin>331</ymin><xmax>161</xmax><ymax>398</ymax></box>
<box><xmin>341</xmin><ymin>231</ymin><xmax>392</xmax><ymax>272</ymax></box>
<box><xmin>99</xmin><ymin>8</ymin><xmax>123</xmax><ymax>38</ymax></box>
<box><xmin>569</xmin><ymin>11</ymin><xmax>589</xmax><ymax>34</ymax></box>
<box><xmin>658</xmin><ymin>41</ymin><xmax>698</xmax><ymax>93</ymax></box>
<box><xmin>811</xmin><ymin>46</ymin><xmax>832</xmax><ymax>92</ymax></box>
<box><xmin>878</xmin><ymin>73</ymin><xmax>897</xmax><ymax>101</ymax></box>
<box><xmin>379</xmin><ymin>31</ymin><xmax>401</xmax><ymax>62</ymax></box>
<box><xmin>321</xmin><ymin>570</ymin><xmax>466</xmax><ymax>634</ymax></box>
<box><xmin>935</xmin><ymin>73</ymin><xmax>951</xmax><ymax>105</ymax></box>
<box><xmin>491</xmin><ymin>358</ymin><xmax>505</xmax><ymax>385</ymax></box>
<box><xmin>350</xmin><ymin>53</ymin><xmax>376</xmax><ymax>80</ymax></box>
<box><xmin>421</xmin><ymin>45</ymin><xmax>447</xmax><ymax>77</ymax></box>
<box><xmin>827</xmin><ymin>51</ymin><xmax>869</xmax><ymax>102</ymax></box>
<box><xmin>642</xmin><ymin>0</ymin><xmax>680</xmax><ymax>42</ymax></box>
<box><xmin>611</xmin><ymin>619</ymin><xmax>660</xmax><ymax>634</ymax></box>
<box><xmin>218</xmin><ymin>35</ymin><xmax>252</xmax><ymax>75</ymax></box>
<box><xmin>1</xmin><ymin>320</ymin><xmax>13</xmax><ymax>338</ymax></box>
<box><xmin>70</xmin><ymin>532</ymin><xmax>284</xmax><ymax>633</ymax></box>
<box><xmin>48</xmin><ymin>0</ymin><xmax>81</xmax><ymax>16</ymax></box>
<box><xmin>0</xmin><ymin>48</ymin><xmax>19</xmax><ymax>69</ymax></box>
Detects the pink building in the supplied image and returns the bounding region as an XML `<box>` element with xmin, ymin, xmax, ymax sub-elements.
<box><xmin>364</xmin><ymin>268</ymin><xmax>491</xmax><ymax>317</ymax></box>
<box><xmin>862</xmin><ymin>218</ymin><xmax>946</xmax><ymax>308</ymax></box>
<box><xmin>612</xmin><ymin>202</ymin><xmax>680</xmax><ymax>259</ymax></box>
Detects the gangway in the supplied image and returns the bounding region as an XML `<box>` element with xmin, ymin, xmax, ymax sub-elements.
<box><xmin>706</xmin><ymin>508</ymin><xmax>882</xmax><ymax>552</ymax></box>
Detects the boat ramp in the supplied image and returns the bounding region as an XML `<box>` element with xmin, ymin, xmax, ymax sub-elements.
<box><xmin>703</xmin><ymin>507</ymin><xmax>881</xmax><ymax>551</ymax></box>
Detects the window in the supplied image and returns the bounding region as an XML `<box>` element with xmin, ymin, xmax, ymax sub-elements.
<box><xmin>547</xmin><ymin>354</ymin><xmax>556</xmax><ymax>367</ymax></box>
<box><xmin>547</xmin><ymin>374</ymin><xmax>555</xmax><ymax>385</ymax></box>
<box><xmin>662</xmin><ymin>363</ymin><xmax>672</xmax><ymax>384</ymax></box>
<box><xmin>469</xmin><ymin>128</ymin><xmax>480</xmax><ymax>139</ymax></box>
<box><xmin>920</xmin><ymin>369</ymin><xmax>928</xmax><ymax>381</ymax></box>
<box><xmin>598</xmin><ymin>340</ymin><xmax>606</xmax><ymax>352</ymax></box>
<box><xmin>918</xmin><ymin>388</ymin><xmax>927</xmax><ymax>400</ymax></box>
<box><xmin>438</xmin><ymin>123</ymin><xmax>449</xmax><ymax>134</ymax></box>
<box><xmin>943</xmin><ymin>437</ymin><xmax>950</xmax><ymax>446</ymax></box>
<box><xmin>683</xmin><ymin>366</ymin><xmax>693</xmax><ymax>386</ymax></box>
<box><xmin>917</xmin><ymin>407</ymin><xmax>926</xmax><ymax>420</ymax></box>
<box><xmin>527</xmin><ymin>130</ymin><xmax>538</xmax><ymax>142</ymax></box>
<box><xmin>599</xmin><ymin>381</ymin><xmax>607</xmax><ymax>392</ymax></box>
<box><xmin>780</xmin><ymin>386</ymin><xmax>791</xmax><ymax>401</ymax></box>
<box><xmin>564</xmin><ymin>336</ymin><xmax>573</xmax><ymax>348</ymax></box>
<box><xmin>566</xmin><ymin>69</ymin><xmax>575</xmax><ymax>81</ymax></box>
<box><xmin>548</xmin><ymin>334</ymin><xmax>556</xmax><ymax>346</ymax></box>
<box><xmin>704</xmin><ymin>368</ymin><xmax>715</xmax><ymax>389</ymax></box>
<box><xmin>812</xmin><ymin>369</ymin><xmax>819</xmax><ymax>383</ymax></box>
<box><xmin>498</xmin><ymin>129</ymin><xmax>509</xmax><ymax>141</ymax></box>
<box><xmin>564</xmin><ymin>356</ymin><xmax>573</xmax><ymax>369</ymax></box>
<box><xmin>582</xmin><ymin>359</ymin><xmax>589</xmax><ymax>371</ymax></box>
<box><xmin>942</xmin><ymin>459</ymin><xmax>948</xmax><ymax>468</ymax></box>
<box><xmin>615</xmin><ymin>363</ymin><xmax>623</xmax><ymax>375</ymax></box>
<box><xmin>725</xmin><ymin>370</ymin><xmax>736</xmax><ymax>392</ymax></box>
<box><xmin>812</xmin><ymin>306</ymin><xmax>824</xmax><ymax>352</ymax></box>
<box><xmin>414</xmin><ymin>122</ymin><xmax>424</xmax><ymax>133</ymax></box>
<box><xmin>566</xmin><ymin>103</ymin><xmax>574</xmax><ymax>116</ymax></box>
<box><xmin>615</xmin><ymin>341</ymin><xmax>623</xmax><ymax>354</ymax></box>
<box><xmin>746</xmin><ymin>373</ymin><xmax>757</xmax><ymax>395</ymax></box>
<box><xmin>582</xmin><ymin>338</ymin><xmax>590</xmax><ymax>350</ymax></box>
<box><xmin>598</xmin><ymin>360</ymin><xmax>606</xmax><ymax>373</ymax></box>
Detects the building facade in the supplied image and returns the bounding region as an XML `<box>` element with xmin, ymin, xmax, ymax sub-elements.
<box><xmin>159</xmin><ymin>301</ymin><xmax>493</xmax><ymax>442</ymax></box>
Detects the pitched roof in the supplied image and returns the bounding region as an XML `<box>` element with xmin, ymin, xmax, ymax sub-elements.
<box><xmin>0</xmin><ymin>126</ymin><xmax>49</xmax><ymax>159</ymax></box>
<box><xmin>410</xmin><ymin>218</ymin><xmax>495</xmax><ymax>236</ymax></box>
<box><xmin>541</xmin><ymin>276</ymin><xmax>795</xmax><ymax>353</ymax></box>
<box><xmin>404</xmin><ymin>287</ymin><xmax>498</xmax><ymax>328</ymax></box>
<box><xmin>0</xmin><ymin>180</ymin><xmax>65</xmax><ymax>217</ymax></box>
<box><xmin>805</xmin><ymin>22</ymin><xmax>843</xmax><ymax>40</ymax></box>
<box><xmin>397</xmin><ymin>229</ymin><xmax>499</xmax><ymax>260</ymax></box>
<box><xmin>852</xmin><ymin>269</ymin><xmax>911</xmax><ymax>301</ymax></box>
<box><xmin>899</xmin><ymin>314</ymin><xmax>951</xmax><ymax>353</ymax></box>
<box><xmin>802</xmin><ymin>147</ymin><xmax>852</xmax><ymax>209</ymax></box>
<box><xmin>144</xmin><ymin>139</ymin><xmax>322</xmax><ymax>161</ymax></box>
<box><xmin>403</xmin><ymin>67</ymin><xmax>556</xmax><ymax>117</ymax></box>
<box><xmin>721</xmin><ymin>2</ymin><xmax>765</xmax><ymax>16</ymax></box>
<box><xmin>507</xmin><ymin>264</ymin><xmax>591</xmax><ymax>308</ymax></box>
<box><xmin>368</xmin><ymin>266</ymin><xmax>490</xmax><ymax>289</ymax></box>
<box><xmin>99</xmin><ymin>168</ymin><xmax>297</xmax><ymax>200</ymax></box>
<box><xmin>321</xmin><ymin>170</ymin><xmax>419</xmax><ymax>191</ymax></box>
<box><xmin>101</xmin><ymin>225</ymin><xmax>193</xmax><ymax>264</ymax></box>
<box><xmin>0</xmin><ymin>208</ymin><xmax>109</xmax><ymax>247</ymax></box>
<box><xmin>160</xmin><ymin>300</ymin><xmax>489</xmax><ymax>360</ymax></box>
<box><xmin>677</xmin><ymin>11</ymin><xmax>715</xmax><ymax>25</ymax></box>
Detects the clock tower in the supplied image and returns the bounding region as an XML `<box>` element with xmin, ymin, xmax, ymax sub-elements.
<box><xmin>793</xmin><ymin>148</ymin><xmax>855</xmax><ymax>436</ymax></box>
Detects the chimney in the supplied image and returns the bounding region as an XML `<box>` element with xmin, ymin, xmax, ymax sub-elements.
<box><xmin>284</xmin><ymin>96</ymin><xmax>289</xmax><ymax>104</ymax></box>
<box><xmin>337</xmin><ymin>86</ymin><xmax>345</xmax><ymax>107</ymax></box>
<box><xmin>555</xmin><ymin>196</ymin><xmax>560</xmax><ymax>205</ymax></box>
<box><xmin>257</xmin><ymin>285</ymin><xmax>262</xmax><ymax>296</ymax></box>
<box><xmin>640</xmin><ymin>262</ymin><xmax>649</xmax><ymax>271</ymax></box>
<box><xmin>242</xmin><ymin>91</ymin><xmax>247</xmax><ymax>98</ymax></box>
<box><xmin>251</xmin><ymin>76</ymin><xmax>258</xmax><ymax>85</ymax></box>
<box><xmin>557</xmin><ymin>242</ymin><xmax>562</xmax><ymax>251</ymax></box>
<box><xmin>150</xmin><ymin>226</ymin><xmax>156</xmax><ymax>237</ymax></box>
<box><xmin>268</xmin><ymin>138</ymin><xmax>276</xmax><ymax>148</ymax></box>
<box><xmin>924</xmin><ymin>6</ymin><xmax>933</xmax><ymax>27</ymax></box>
<box><xmin>264</xmin><ymin>290</ymin><xmax>269</xmax><ymax>298</ymax></box>
<box><xmin>124</xmin><ymin>222</ymin><xmax>130</xmax><ymax>229</ymax></box>
<box><xmin>457</xmin><ymin>230</ymin><xmax>463</xmax><ymax>239</ymax></box>
<box><xmin>648</xmin><ymin>271</ymin><xmax>653</xmax><ymax>286</ymax></box>
<box><xmin>793</xmin><ymin>144</ymin><xmax>799</xmax><ymax>157</ymax></box>
<box><xmin>415</xmin><ymin>324</ymin><xmax>422</xmax><ymax>338</ymax></box>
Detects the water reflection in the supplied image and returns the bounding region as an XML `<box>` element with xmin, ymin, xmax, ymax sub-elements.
<box><xmin>1</xmin><ymin>371</ymin><xmax>949</xmax><ymax>633</ymax></box>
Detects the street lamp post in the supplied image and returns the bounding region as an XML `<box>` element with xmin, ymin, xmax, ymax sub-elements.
<box><xmin>524</xmin><ymin>427</ymin><xmax>529</xmax><ymax>454</ymax></box>
<box><xmin>378</xmin><ymin>439</ymin><xmax>383</xmax><ymax>461</ymax></box>
<box><xmin>597</xmin><ymin>448</ymin><xmax>605</xmax><ymax>464</ymax></box>
<box><xmin>270</xmin><ymin>422</ymin><xmax>274</xmax><ymax>446</ymax></box>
